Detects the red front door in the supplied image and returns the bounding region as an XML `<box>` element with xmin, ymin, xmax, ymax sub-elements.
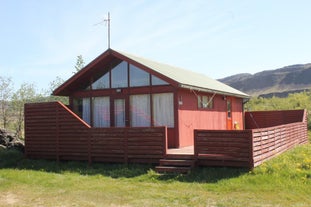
<box><xmin>226</xmin><ymin>98</ymin><xmax>232</xmax><ymax>130</ymax></box>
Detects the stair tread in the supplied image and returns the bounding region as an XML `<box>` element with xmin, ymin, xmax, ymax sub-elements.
<box><xmin>159</xmin><ymin>159</ymin><xmax>195</xmax><ymax>167</ymax></box>
<box><xmin>159</xmin><ymin>159</ymin><xmax>195</xmax><ymax>161</ymax></box>
<box><xmin>155</xmin><ymin>166</ymin><xmax>191</xmax><ymax>169</ymax></box>
<box><xmin>155</xmin><ymin>166</ymin><xmax>192</xmax><ymax>173</ymax></box>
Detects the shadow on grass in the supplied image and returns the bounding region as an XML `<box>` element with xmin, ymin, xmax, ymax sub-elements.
<box><xmin>0</xmin><ymin>149</ymin><xmax>248</xmax><ymax>183</ymax></box>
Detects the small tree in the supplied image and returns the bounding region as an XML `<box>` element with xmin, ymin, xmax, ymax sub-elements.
<box><xmin>11</xmin><ymin>83</ymin><xmax>39</xmax><ymax>138</ymax></box>
<box><xmin>45</xmin><ymin>76</ymin><xmax>69</xmax><ymax>104</ymax></box>
<box><xmin>0</xmin><ymin>76</ymin><xmax>13</xmax><ymax>128</ymax></box>
<box><xmin>74</xmin><ymin>55</ymin><xmax>85</xmax><ymax>73</ymax></box>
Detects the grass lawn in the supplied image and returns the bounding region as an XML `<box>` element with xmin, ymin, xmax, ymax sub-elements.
<box><xmin>0</xmin><ymin>141</ymin><xmax>311</xmax><ymax>206</ymax></box>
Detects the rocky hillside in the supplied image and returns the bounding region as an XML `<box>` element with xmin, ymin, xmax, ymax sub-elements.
<box><xmin>219</xmin><ymin>63</ymin><xmax>311</xmax><ymax>97</ymax></box>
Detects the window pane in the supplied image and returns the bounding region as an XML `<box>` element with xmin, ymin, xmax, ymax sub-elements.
<box><xmin>112</xmin><ymin>61</ymin><xmax>128</xmax><ymax>88</ymax></box>
<box><xmin>82</xmin><ymin>98</ymin><xmax>91</xmax><ymax>125</ymax></box>
<box><xmin>93</xmin><ymin>97</ymin><xmax>110</xmax><ymax>127</ymax></box>
<box><xmin>92</xmin><ymin>72</ymin><xmax>110</xmax><ymax>89</ymax></box>
<box><xmin>73</xmin><ymin>98</ymin><xmax>83</xmax><ymax>118</ymax></box>
<box><xmin>152</xmin><ymin>75</ymin><xmax>168</xmax><ymax>85</ymax></box>
<box><xmin>227</xmin><ymin>100</ymin><xmax>232</xmax><ymax>118</ymax></box>
<box><xmin>202</xmin><ymin>96</ymin><xmax>208</xmax><ymax>108</ymax></box>
<box><xmin>114</xmin><ymin>99</ymin><xmax>125</xmax><ymax>127</ymax></box>
<box><xmin>198</xmin><ymin>95</ymin><xmax>213</xmax><ymax>109</ymax></box>
<box><xmin>130</xmin><ymin>64</ymin><xmax>150</xmax><ymax>87</ymax></box>
<box><xmin>153</xmin><ymin>93</ymin><xmax>174</xmax><ymax>127</ymax></box>
<box><xmin>197</xmin><ymin>96</ymin><xmax>202</xmax><ymax>108</ymax></box>
<box><xmin>130</xmin><ymin>94</ymin><xmax>151</xmax><ymax>127</ymax></box>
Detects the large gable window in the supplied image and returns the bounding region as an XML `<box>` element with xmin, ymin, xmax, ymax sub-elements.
<box><xmin>87</xmin><ymin>61</ymin><xmax>170</xmax><ymax>90</ymax></box>
<box><xmin>129</xmin><ymin>64</ymin><xmax>150</xmax><ymax>87</ymax></box>
<box><xmin>112</xmin><ymin>61</ymin><xmax>128</xmax><ymax>88</ymax></box>
<box><xmin>92</xmin><ymin>72</ymin><xmax>110</xmax><ymax>89</ymax></box>
<box><xmin>152</xmin><ymin>75</ymin><xmax>168</xmax><ymax>86</ymax></box>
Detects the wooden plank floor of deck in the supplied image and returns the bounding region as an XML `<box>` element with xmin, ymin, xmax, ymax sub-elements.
<box><xmin>167</xmin><ymin>146</ymin><xmax>194</xmax><ymax>155</ymax></box>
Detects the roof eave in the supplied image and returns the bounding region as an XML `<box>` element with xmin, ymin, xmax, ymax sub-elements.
<box><xmin>179</xmin><ymin>84</ymin><xmax>251</xmax><ymax>99</ymax></box>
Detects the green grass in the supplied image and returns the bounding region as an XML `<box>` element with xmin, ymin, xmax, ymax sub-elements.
<box><xmin>1</xmin><ymin>141</ymin><xmax>311</xmax><ymax>207</ymax></box>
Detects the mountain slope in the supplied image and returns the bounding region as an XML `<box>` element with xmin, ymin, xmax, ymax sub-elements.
<box><xmin>219</xmin><ymin>63</ymin><xmax>311</xmax><ymax>97</ymax></box>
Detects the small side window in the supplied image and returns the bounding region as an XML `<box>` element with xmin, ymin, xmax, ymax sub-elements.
<box><xmin>198</xmin><ymin>95</ymin><xmax>213</xmax><ymax>109</ymax></box>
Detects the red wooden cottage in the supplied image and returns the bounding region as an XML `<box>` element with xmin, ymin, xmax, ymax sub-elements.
<box><xmin>53</xmin><ymin>48</ymin><xmax>250</xmax><ymax>148</ymax></box>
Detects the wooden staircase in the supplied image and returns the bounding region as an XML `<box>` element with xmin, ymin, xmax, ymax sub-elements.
<box><xmin>155</xmin><ymin>154</ymin><xmax>196</xmax><ymax>174</ymax></box>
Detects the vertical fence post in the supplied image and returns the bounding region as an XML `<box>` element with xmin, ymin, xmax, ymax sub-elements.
<box><xmin>124</xmin><ymin>128</ymin><xmax>128</xmax><ymax>164</ymax></box>
<box><xmin>249</xmin><ymin>130</ymin><xmax>254</xmax><ymax>169</ymax></box>
<box><xmin>194</xmin><ymin>130</ymin><xmax>198</xmax><ymax>162</ymax></box>
<box><xmin>56</xmin><ymin>103</ymin><xmax>60</xmax><ymax>162</ymax></box>
<box><xmin>163</xmin><ymin>127</ymin><xmax>167</xmax><ymax>158</ymax></box>
<box><xmin>88</xmin><ymin>129</ymin><xmax>92</xmax><ymax>165</ymax></box>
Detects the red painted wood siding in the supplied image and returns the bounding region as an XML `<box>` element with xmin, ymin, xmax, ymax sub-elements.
<box><xmin>25</xmin><ymin>102</ymin><xmax>167</xmax><ymax>164</ymax></box>
<box><xmin>177</xmin><ymin>89</ymin><xmax>244</xmax><ymax>147</ymax></box>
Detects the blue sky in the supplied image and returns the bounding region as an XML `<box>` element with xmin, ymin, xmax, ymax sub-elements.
<box><xmin>1</xmin><ymin>0</ymin><xmax>311</xmax><ymax>91</ymax></box>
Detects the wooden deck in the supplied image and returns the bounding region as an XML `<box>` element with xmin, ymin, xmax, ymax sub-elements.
<box><xmin>24</xmin><ymin>102</ymin><xmax>308</xmax><ymax>170</ymax></box>
<box><xmin>167</xmin><ymin>146</ymin><xmax>194</xmax><ymax>155</ymax></box>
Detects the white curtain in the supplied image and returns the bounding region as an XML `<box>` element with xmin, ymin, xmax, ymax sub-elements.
<box><xmin>130</xmin><ymin>94</ymin><xmax>151</xmax><ymax>127</ymax></box>
<box><xmin>93</xmin><ymin>97</ymin><xmax>110</xmax><ymax>127</ymax></box>
<box><xmin>153</xmin><ymin>93</ymin><xmax>174</xmax><ymax>127</ymax></box>
<box><xmin>82</xmin><ymin>98</ymin><xmax>91</xmax><ymax>125</ymax></box>
<box><xmin>114</xmin><ymin>99</ymin><xmax>125</xmax><ymax>127</ymax></box>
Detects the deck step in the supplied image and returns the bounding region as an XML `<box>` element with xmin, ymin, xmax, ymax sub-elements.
<box><xmin>155</xmin><ymin>157</ymin><xmax>196</xmax><ymax>174</ymax></box>
<box><xmin>155</xmin><ymin>166</ymin><xmax>192</xmax><ymax>174</ymax></box>
<box><xmin>165</xmin><ymin>154</ymin><xmax>195</xmax><ymax>160</ymax></box>
<box><xmin>159</xmin><ymin>159</ymin><xmax>195</xmax><ymax>167</ymax></box>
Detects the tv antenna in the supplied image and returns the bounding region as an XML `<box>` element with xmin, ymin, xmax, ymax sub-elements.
<box><xmin>94</xmin><ymin>12</ymin><xmax>111</xmax><ymax>48</ymax></box>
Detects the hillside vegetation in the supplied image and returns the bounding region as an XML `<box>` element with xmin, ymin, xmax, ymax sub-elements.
<box><xmin>219</xmin><ymin>63</ymin><xmax>311</xmax><ymax>97</ymax></box>
<box><xmin>246</xmin><ymin>90</ymin><xmax>311</xmax><ymax>129</ymax></box>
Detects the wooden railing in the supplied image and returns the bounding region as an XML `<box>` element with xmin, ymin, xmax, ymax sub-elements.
<box><xmin>194</xmin><ymin>109</ymin><xmax>308</xmax><ymax>168</ymax></box>
<box><xmin>25</xmin><ymin>102</ymin><xmax>307</xmax><ymax>168</ymax></box>
<box><xmin>194</xmin><ymin>130</ymin><xmax>253</xmax><ymax>167</ymax></box>
<box><xmin>25</xmin><ymin>102</ymin><xmax>167</xmax><ymax>164</ymax></box>
<box><xmin>252</xmin><ymin>121</ymin><xmax>308</xmax><ymax>167</ymax></box>
<box><xmin>245</xmin><ymin>109</ymin><xmax>306</xmax><ymax>129</ymax></box>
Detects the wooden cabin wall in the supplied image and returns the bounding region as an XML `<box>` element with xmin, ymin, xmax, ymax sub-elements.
<box><xmin>177</xmin><ymin>89</ymin><xmax>244</xmax><ymax>147</ymax></box>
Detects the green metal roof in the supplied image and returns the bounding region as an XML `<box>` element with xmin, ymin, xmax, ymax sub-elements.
<box><xmin>116</xmin><ymin>50</ymin><xmax>250</xmax><ymax>98</ymax></box>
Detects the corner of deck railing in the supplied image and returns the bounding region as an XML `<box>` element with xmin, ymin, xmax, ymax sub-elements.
<box><xmin>193</xmin><ymin>129</ymin><xmax>198</xmax><ymax>160</ymax></box>
<box><xmin>163</xmin><ymin>126</ymin><xmax>168</xmax><ymax>157</ymax></box>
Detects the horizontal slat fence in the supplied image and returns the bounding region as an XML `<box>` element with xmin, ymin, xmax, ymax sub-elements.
<box><xmin>194</xmin><ymin>130</ymin><xmax>253</xmax><ymax>167</ymax></box>
<box><xmin>245</xmin><ymin>110</ymin><xmax>306</xmax><ymax>129</ymax></box>
<box><xmin>26</xmin><ymin>102</ymin><xmax>307</xmax><ymax>168</ymax></box>
<box><xmin>252</xmin><ymin>120</ymin><xmax>308</xmax><ymax>167</ymax></box>
<box><xmin>194</xmin><ymin>109</ymin><xmax>308</xmax><ymax>168</ymax></box>
<box><xmin>25</xmin><ymin>102</ymin><xmax>167</xmax><ymax>164</ymax></box>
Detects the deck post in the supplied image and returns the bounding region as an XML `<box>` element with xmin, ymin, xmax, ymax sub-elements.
<box><xmin>163</xmin><ymin>127</ymin><xmax>168</xmax><ymax>158</ymax></box>
<box><xmin>56</xmin><ymin>103</ymin><xmax>60</xmax><ymax>162</ymax></box>
<box><xmin>193</xmin><ymin>130</ymin><xmax>198</xmax><ymax>162</ymax></box>
<box><xmin>88</xmin><ymin>129</ymin><xmax>92</xmax><ymax>165</ymax></box>
<box><xmin>248</xmin><ymin>130</ymin><xmax>254</xmax><ymax>169</ymax></box>
<box><xmin>124</xmin><ymin>128</ymin><xmax>128</xmax><ymax>164</ymax></box>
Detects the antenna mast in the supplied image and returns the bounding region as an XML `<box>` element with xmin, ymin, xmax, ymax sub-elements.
<box><xmin>104</xmin><ymin>12</ymin><xmax>111</xmax><ymax>48</ymax></box>
<box><xmin>94</xmin><ymin>12</ymin><xmax>111</xmax><ymax>49</ymax></box>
